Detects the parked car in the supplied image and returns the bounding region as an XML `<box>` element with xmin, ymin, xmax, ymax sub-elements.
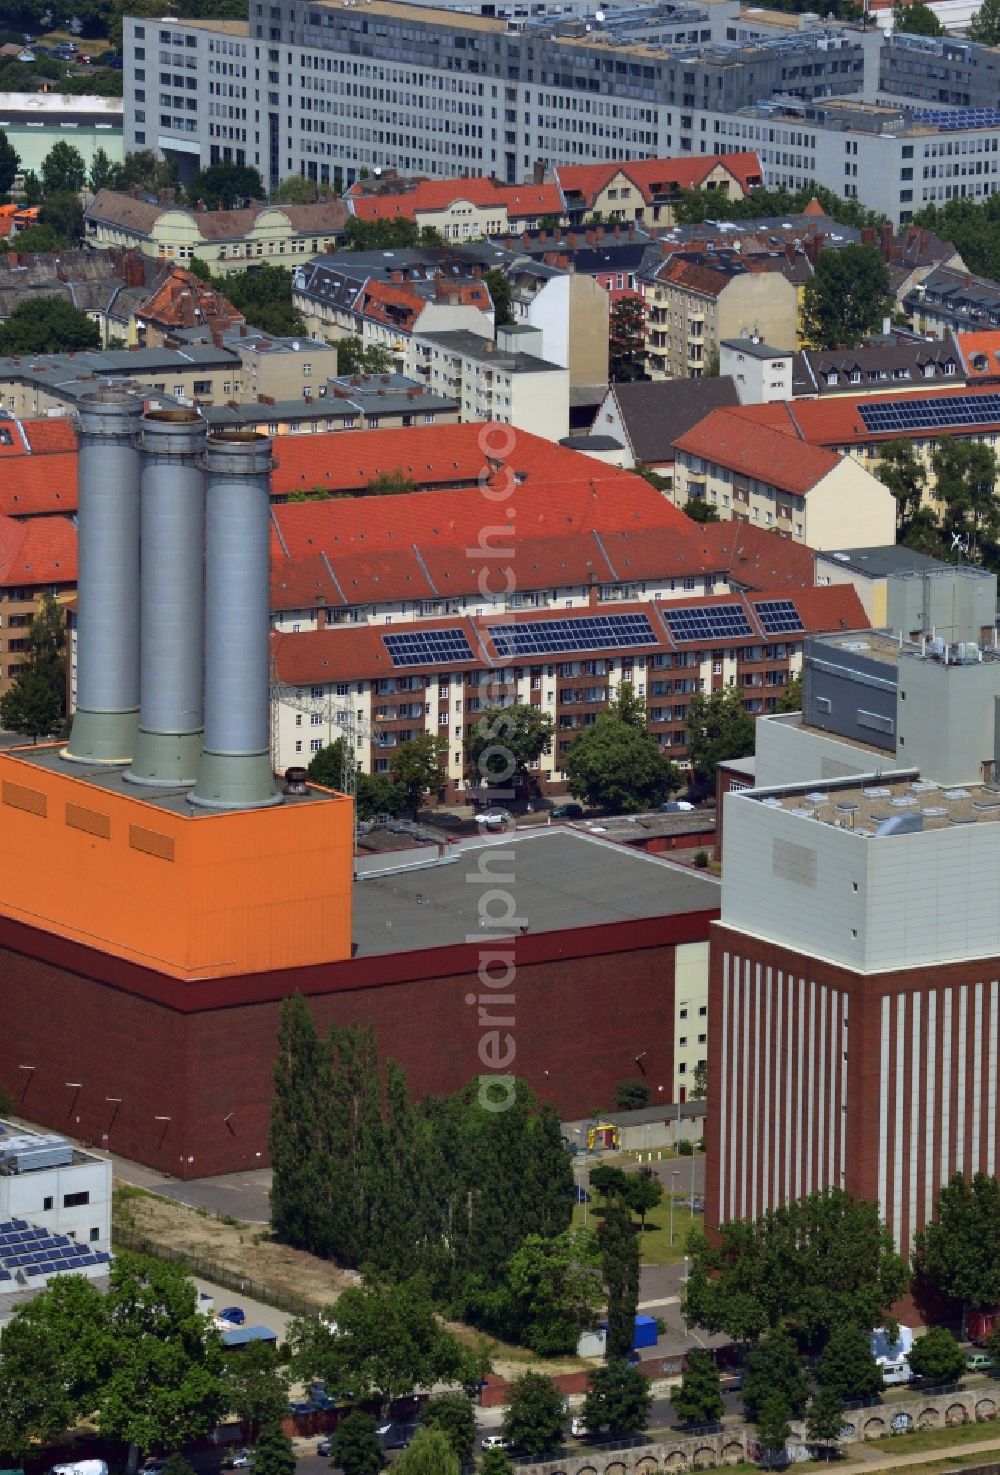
<box><xmin>377</xmin><ymin>1421</ymin><xmax>419</xmax><ymax>1450</ymax></box>
<box><xmin>477</xmin><ymin>809</ymin><xmax>512</xmax><ymax>831</ymax></box>
<box><xmin>967</xmin><ymin>1353</ymin><xmax>993</xmax><ymax>1373</ymax></box>
<box><xmin>571</xmin><ymin>1184</ymin><xmax>591</xmax><ymax>1203</ymax></box>
<box><xmin>218</xmin><ymin>1305</ymin><xmax>246</xmax><ymax>1325</ymax></box>
<box><xmin>570</xmin><ymin>1416</ymin><xmax>587</xmax><ymax>1438</ymax></box>
<box><xmin>223</xmin><ymin>1455</ymin><xmax>252</xmax><ymax>1470</ymax></box>
<box><xmin>552</xmin><ymin>802</ymin><xmax>583</xmax><ymax>819</ymax></box>
<box><xmin>881</xmin><ymin>1361</ymin><xmax>913</xmax><ymax>1386</ymax></box>
<box><xmin>316</xmin><ymin>1441</ymin><xmax>332</xmax><ymax>1458</ymax></box>
<box><xmin>661</xmin><ymin>800</ymin><xmax>695</xmax><ymax>812</ymax></box>
<box><xmin>481</xmin><ymin>1436</ymin><xmax>509</xmax><ymax>1451</ymax></box>
<box><xmin>139</xmin><ymin>1463</ymin><xmax>168</xmax><ymax>1475</ymax></box>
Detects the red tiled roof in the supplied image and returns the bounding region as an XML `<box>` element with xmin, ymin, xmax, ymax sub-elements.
<box><xmin>138</xmin><ymin>268</ymin><xmax>243</xmax><ymax>331</ymax></box>
<box><xmin>0</xmin><ymin>513</ymin><xmax>76</xmax><ymax>587</ymax></box>
<box><xmin>956</xmin><ymin>330</ymin><xmax>1000</xmax><ymax>379</ymax></box>
<box><xmin>272</xmin><ymin>583</ymin><xmax>867</xmax><ymax>685</ymax></box>
<box><xmin>0</xmin><ymin>419</ymin><xmax>79</xmax><ymax>515</ymax></box>
<box><xmin>556</xmin><ymin>153</ymin><xmax>763</xmax><ymax>207</ymax></box>
<box><xmin>729</xmin><ymin>383</ymin><xmax>1000</xmax><ymax>449</ymax></box>
<box><xmin>21</xmin><ymin>419</ymin><xmax>78</xmax><ymax>454</ymax></box>
<box><xmin>674</xmin><ymin>409</ymin><xmax>841</xmax><ymax>494</ymax></box>
<box><xmin>655</xmin><ymin>255</ymin><xmax>737</xmax><ymax>298</ymax></box>
<box><xmin>693</xmin><ymin>522</ymin><xmax>817</xmax><ymax>590</ymax></box>
<box><xmin>348</xmin><ymin>178</ymin><xmax>563</xmax><ymax>223</ymax></box>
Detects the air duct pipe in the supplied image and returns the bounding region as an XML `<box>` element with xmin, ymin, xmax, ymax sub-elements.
<box><xmin>125</xmin><ymin>409</ymin><xmax>207</xmax><ymax>788</ymax></box>
<box><xmin>63</xmin><ymin>392</ymin><xmax>144</xmax><ymax>765</ymax></box>
<box><xmin>190</xmin><ymin>431</ymin><xmax>280</xmax><ymax>810</ymax></box>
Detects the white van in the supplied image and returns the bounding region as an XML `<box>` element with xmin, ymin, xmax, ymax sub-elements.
<box><xmin>881</xmin><ymin>1360</ymin><xmax>913</xmax><ymax>1386</ymax></box>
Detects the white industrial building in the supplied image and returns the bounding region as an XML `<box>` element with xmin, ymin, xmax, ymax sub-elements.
<box><xmin>0</xmin><ymin>1126</ymin><xmax>112</xmax><ymax>1298</ymax></box>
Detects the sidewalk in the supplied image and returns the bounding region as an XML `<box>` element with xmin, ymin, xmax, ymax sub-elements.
<box><xmin>849</xmin><ymin>1434</ymin><xmax>1000</xmax><ymax>1470</ymax></box>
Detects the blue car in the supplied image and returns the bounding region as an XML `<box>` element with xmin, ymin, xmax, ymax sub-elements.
<box><xmin>219</xmin><ymin>1305</ymin><xmax>246</xmax><ymax>1325</ymax></box>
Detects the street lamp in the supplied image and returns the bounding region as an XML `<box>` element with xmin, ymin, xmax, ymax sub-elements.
<box><xmin>670</xmin><ymin>1170</ymin><xmax>679</xmax><ymax>1245</ymax></box>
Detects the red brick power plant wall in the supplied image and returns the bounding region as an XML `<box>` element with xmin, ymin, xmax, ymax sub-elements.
<box><xmin>0</xmin><ymin>911</ymin><xmax>713</xmax><ymax>1178</ymax></box>
<box><xmin>707</xmin><ymin>921</ymin><xmax>1000</xmax><ymax>1247</ymax></box>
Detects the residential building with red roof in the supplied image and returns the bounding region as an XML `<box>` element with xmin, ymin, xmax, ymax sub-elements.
<box><xmin>0</xmin><ymin>509</ymin><xmax>76</xmax><ymax>695</ymax></box>
<box><xmin>672</xmin><ymin>405</ymin><xmax>896</xmax><ymax>549</ymax></box>
<box><xmin>346</xmin><ymin>176</ymin><xmax>564</xmax><ymax>239</ymax></box>
<box><xmin>0</xmin><ymin>418</ymin><xmax>78</xmax><ymax>520</ymax></box>
<box><xmin>131</xmin><ymin>268</ymin><xmax>244</xmax><ymax>349</ymax></box>
<box><xmin>271</xmin><ymin>583</ymin><xmax>867</xmax><ymax>794</ymax></box>
<box><xmin>556</xmin><ymin>153</ymin><xmax>763</xmax><ymax>229</ymax></box>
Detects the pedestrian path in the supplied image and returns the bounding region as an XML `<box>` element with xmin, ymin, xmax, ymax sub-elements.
<box><xmin>849</xmin><ymin>1433</ymin><xmax>1000</xmax><ymax>1470</ymax></box>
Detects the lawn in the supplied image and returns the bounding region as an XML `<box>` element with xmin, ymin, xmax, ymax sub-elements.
<box><xmin>572</xmin><ymin>1193</ymin><xmax>703</xmax><ymax>1266</ymax></box>
<box><xmin>854</xmin><ymin>1420</ymin><xmax>1000</xmax><ymax>1457</ymax></box>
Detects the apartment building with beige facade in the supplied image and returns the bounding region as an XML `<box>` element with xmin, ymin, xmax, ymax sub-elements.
<box><xmin>642</xmin><ymin>255</ymin><xmax>799</xmax><ymax>380</ymax></box>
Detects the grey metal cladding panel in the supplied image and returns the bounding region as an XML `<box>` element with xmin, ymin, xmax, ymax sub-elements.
<box><xmin>772</xmin><ymin>837</ymin><xmax>817</xmax><ymax>887</ymax></box>
<box><xmin>202</xmin><ymin>469</ymin><xmax>271</xmax><ymax>756</ymax></box>
<box><xmin>139</xmin><ymin>455</ymin><xmax>206</xmax><ymax>736</ymax></box>
<box><xmin>76</xmin><ymin>435</ymin><xmax>141</xmax><ymax>715</ymax></box>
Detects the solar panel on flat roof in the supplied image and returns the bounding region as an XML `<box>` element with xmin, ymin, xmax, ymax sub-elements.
<box><xmin>487</xmin><ymin>612</ymin><xmax>657</xmax><ymax>659</ymax></box>
<box><xmin>858</xmin><ymin>393</ymin><xmax>1000</xmax><ymax>435</ymax></box>
<box><xmin>755</xmin><ymin>598</ymin><xmax>803</xmax><ymax>635</ymax></box>
<box><xmin>383</xmin><ymin>628</ymin><xmax>474</xmax><ymax>668</ymax></box>
<box><xmin>663</xmin><ymin>602</ymin><xmax>753</xmax><ymax>643</ymax></box>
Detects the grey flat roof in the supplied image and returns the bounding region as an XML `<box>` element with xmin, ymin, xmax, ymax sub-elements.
<box><xmin>559</xmin><ymin>434</ymin><xmax>623</xmax><ymax>450</ymax></box>
<box><xmin>721</xmin><ymin>337</ymin><xmax>788</xmax><ymax>359</ymax></box>
<box><xmin>352</xmin><ymin>830</ymin><xmax>718</xmax><ymax>957</ymax></box>
<box><xmin>817</xmin><ymin>544</ymin><xmax>956</xmax><ymax>577</ymax></box>
<box><xmin>418</xmin><ymin>330</ymin><xmax>564</xmax><ymax>373</ymax></box>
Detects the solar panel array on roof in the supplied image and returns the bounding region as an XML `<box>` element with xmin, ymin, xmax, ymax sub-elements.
<box><xmin>912</xmin><ymin>107</ymin><xmax>1000</xmax><ymax>131</ymax></box>
<box><xmin>663</xmin><ymin>603</ymin><xmax>753</xmax><ymax>643</ymax></box>
<box><xmin>755</xmin><ymin>598</ymin><xmax>803</xmax><ymax>635</ymax></box>
<box><xmin>857</xmin><ymin>394</ymin><xmax>1000</xmax><ymax>435</ymax></box>
<box><xmin>383</xmin><ymin>628</ymin><xmax>474</xmax><ymax>667</ymax></box>
<box><xmin>0</xmin><ymin>1220</ymin><xmax>110</xmax><ymax>1283</ymax></box>
<box><xmin>487</xmin><ymin>612</ymin><xmax>656</xmax><ymax>658</ymax></box>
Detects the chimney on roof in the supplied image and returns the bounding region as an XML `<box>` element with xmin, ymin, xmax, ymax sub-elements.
<box><xmin>486</xmin><ymin>340</ymin><xmax>495</xmax><ymax>353</ymax></box>
<box><xmin>532</xmin><ymin>159</ymin><xmax>545</xmax><ymax>186</ymax></box>
<box><xmin>881</xmin><ymin>219</ymin><xmax>893</xmax><ymax>257</ymax></box>
<box><xmin>129</xmin><ymin>184</ymin><xmax>143</xmax><ymax>199</ymax></box>
<box><xmin>862</xmin><ymin>226</ymin><xmax>875</xmax><ymax>247</ymax></box>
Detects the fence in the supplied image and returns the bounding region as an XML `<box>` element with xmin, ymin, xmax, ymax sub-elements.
<box><xmin>112</xmin><ymin>1226</ymin><xmax>321</xmax><ymax>1319</ymax></box>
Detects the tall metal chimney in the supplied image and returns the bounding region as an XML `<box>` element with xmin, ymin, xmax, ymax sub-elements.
<box><xmin>125</xmin><ymin>409</ymin><xmax>207</xmax><ymax>788</ymax></box>
<box><xmin>190</xmin><ymin>431</ymin><xmax>280</xmax><ymax>810</ymax></box>
<box><xmin>63</xmin><ymin>392</ymin><xmax>144</xmax><ymax>765</ymax></box>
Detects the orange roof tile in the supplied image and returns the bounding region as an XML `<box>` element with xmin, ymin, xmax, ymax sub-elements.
<box><xmin>139</xmin><ymin>267</ymin><xmax>242</xmax><ymax>331</ymax></box>
<box><xmin>0</xmin><ymin>418</ymin><xmax>79</xmax><ymax>515</ymax></box>
<box><xmin>674</xmin><ymin>409</ymin><xmax>841</xmax><ymax>494</ymax></box>
<box><xmin>690</xmin><ymin>522</ymin><xmax>817</xmax><ymax>590</ymax></box>
<box><xmin>957</xmin><ymin>330</ymin><xmax>1000</xmax><ymax>379</ymax></box>
<box><xmin>0</xmin><ymin>513</ymin><xmax>76</xmax><ymax>586</ymax></box>
<box><xmin>556</xmin><ymin>153</ymin><xmax>763</xmax><ymax>207</ymax></box>
<box><xmin>727</xmin><ymin>383</ymin><xmax>1000</xmax><ymax>449</ymax></box>
<box><xmin>347</xmin><ymin>177</ymin><xmax>562</xmax><ymax>223</ymax></box>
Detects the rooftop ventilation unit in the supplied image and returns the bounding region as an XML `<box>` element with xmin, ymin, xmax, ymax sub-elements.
<box><xmin>0</xmin><ymin>1136</ymin><xmax>73</xmax><ymax>1174</ymax></box>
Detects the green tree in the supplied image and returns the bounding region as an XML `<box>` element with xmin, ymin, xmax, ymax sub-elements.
<box><xmin>609</xmin><ymin>296</ymin><xmax>648</xmax><ymax>382</ymax></box>
<box><xmin>40</xmin><ymin>139</ymin><xmax>86</xmax><ymax>194</ymax></box>
<box><xmin>0</xmin><ymin>130</ymin><xmax>19</xmax><ymax>195</ymax></box>
<box><xmin>485</xmin><ymin>267</ymin><xmax>514</xmax><ymax>327</ymax></box>
<box><xmin>743</xmin><ymin>1331</ymin><xmax>809</xmax><ymax>1422</ymax></box>
<box><xmin>337</xmin><ymin>337</ymin><xmax>397</xmax><ymax>376</ymax></box>
<box><xmin>366</xmin><ymin>470</ymin><xmax>417</xmax><ymax>496</ymax></box>
<box><xmin>465</xmin><ymin>703</ymin><xmax>554</xmax><ymax>790</ymax></box>
<box><xmin>307</xmin><ymin>738</ymin><xmax>349</xmax><ymax>792</ymax></box>
<box><xmin>189</xmin><ymin>162</ymin><xmax>265</xmax><ymax>207</ymax></box>
<box><xmin>345</xmin><ymin>217</ymin><xmax>421</xmax><ymax>251</ymax></box>
<box><xmin>624</xmin><ymin>1168</ymin><xmax>663</xmax><ymax>1230</ymax></box>
<box><xmin>599</xmin><ymin>1198</ymin><xmax>640</xmax><ymax>1362</ymax></box>
<box><xmin>289</xmin><ymin>1278</ymin><xmax>472</xmax><ymax>1406</ymax></box>
<box><xmin>21</xmin><ymin>168</ymin><xmax>42</xmax><ymax>206</ymax></box>
<box><xmin>88</xmin><ymin>145</ymin><xmax>121</xmax><ymax>193</ymax></box>
<box><xmin>615</xmin><ymin>1078</ymin><xmax>651</xmax><ymax>1109</ymax></box>
<box><xmin>893</xmin><ymin>0</ymin><xmax>944</xmax><ymax>30</ymax></box>
<box><xmin>506</xmin><ymin>1227</ymin><xmax>603</xmax><ymax>1355</ymax></box>
<box><xmin>691</xmin><ymin>1061</ymin><xmax>708</xmax><ymax>1100</ymax></box>
<box><xmin>59</xmin><ymin>68</ymin><xmax>124</xmax><ymax>96</ymax></box>
<box><xmin>806</xmin><ymin>1384</ymin><xmax>845</xmax><ymax>1458</ymax></box>
<box><xmin>251</xmin><ymin>1424</ymin><xmax>296</xmax><ymax>1475</ymax></box>
<box><xmin>39</xmin><ymin>190</ymin><xmax>84</xmax><ymax>243</ymax></box>
<box><xmin>671</xmin><ymin>1348</ymin><xmax>724</xmax><ymax>1426</ymax></box>
<box><xmin>590</xmin><ymin>1163</ymin><xmax>629</xmax><ymax>1201</ymax></box>
<box><xmin>903</xmin><ymin>505</ymin><xmax>946</xmax><ymax>560</ymax></box>
<box><xmin>223</xmin><ymin>1340</ymin><xmax>290</xmax><ymax>1443</ymax></box>
<box><xmin>325</xmin><ymin>1020</ymin><xmax>382</xmax><ymax>1265</ymax></box>
<box><xmin>419</xmin><ymin>1392</ymin><xmax>476</xmax><ymax>1463</ymax></box>
<box><xmin>685</xmin><ymin>499</ymin><xmax>721</xmax><ymax>523</ymax></box>
<box><xmin>0</xmin><ymin>1273</ymin><xmax>110</xmax><ymax>1457</ymax></box>
<box><xmin>931</xmin><ymin>438</ymin><xmax>999</xmax><ymax>562</ymax></box>
<box><xmin>0</xmin><ymin>296</ymin><xmax>99</xmax><ymax>354</ymax></box>
<box><xmin>268</xmin><ymin>993</ymin><xmax>331</xmax><ymax>1255</ymax></box>
<box><xmin>390</xmin><ymin>732</ymin><xmax>446</xmax><ymax>815</ymax></box>
<box><xmin>274</xmin><ymin>174</ymin><xmax>338</xmax><ymax>203</ymax></box>
<box><xmin>876</xmin><ymin>439</ymin><xmax>929</xmax><ymax>538</ymax></box>
<box><xmin>817</xmin><ymin>1322</ymin><xmax>883</xmax><ymax>1403</ymax></box>
<box><xmin>117</xmin><ymin>148</ymin><xmax>179</xmax><ymax>196</ymax></box>
<box><xmin>160</xmin><ymin>1456</ymin><xmax>196</xmax><ymax>1475</ymax></box>
<box><xmin>777</xmin><ymin>673</ymin><xmax>803</xmax><ymax>714</ymax></box>
<box><xmin>582</xmin><ymin>1360</ymin><xmax>652</xmax><ymax>1435</ymax></box>
<box><xmin>802</xmin><ymin>243</ymin><xmax>892</xmax><ymax>349</ymax></box>
<box><xmin>3</xmin><ymin>223</ymin><xmax>69</xmax><ymax>254</ymax></box>
<box><xmin>480</xmin><ymin>1451</ymin><xmax>514</xmax><ymax>1475</ymax></box>
<box><xmin>100</xmin><ymin>1254</ymin><xmax>225</xmax><ymax>1456</ymax></box>
<box><xmin>501</xmin><ymin>1370</ymin><xmax>567</xmax><ymax>1457</ymax></box>
<box><xmin>220</xmin><ymin>262</ymin><xmax>304</xmax><ymax>338</ymax></box>
<box><xmin>328</xmin><ymin>1411</ymin><xmax>386</xmax><ymax>1475</ymax></box>
<box><xmin>913</xmin><ymin>1172</ymin><xmax>1000</xmax><ymax>1333</ymax></box>
<box><xmin>684</xmin><ymin>1189</ymin><xmax>908</xmax><ymax>1351</ymax></box>
<box><xmin>527</xmin><ymin>1100</ymin><xmax>575</xmax><ymax>1240</ymax></box>
<box><xmin>566</xmin><ymin>707</ymin><xmax>681</xmax><ymax>812</ymax></box>
<box><xmin>756</xmin><ymin>1392</ymin><xmax>792</xmax><ymax>1468</ymax></box>
<box><xmin>0</xmin><ymin>669</ymin><xmax>60</xmax><ymax>742</ymax></box>
<box><xmin>686</xmin><ymin>687</ymin><xmax>755</xmax><ymax>782</ymax></box>
<box><xmin>393</xmin><ymin>1426</ymin><xmax>458</xmax><ymax>1475</ymax></box>
<box><xmin>907</xmin><ymin>1326</ymin><xmax>965</xmax><ymax>1384</ymax></box>
<box><xmin>969</xmin><ymin>0</ymin><xmax>1000</xmax><ymax>43</ymax></box>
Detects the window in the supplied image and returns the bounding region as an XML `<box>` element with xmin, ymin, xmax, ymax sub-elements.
<box><xmin>89</xmin><ymin>1227</ymin><xmax>100</xmax><ymax>1243</ymax></box>
<box><xmin>679</xmin><ymin>1006</ymin><xmax>688</xmax><ymax>1018</ymax></box>
<box><xmin>698</xmin><ymin>1005</ymin><xmax>707</xmax><ymax>1017</ymax></box>
<box><xmin>310</xmin><ymin>739</ymin><xmax>322</xmax><ymax>753</ymax></box>
<box><xmin>63</xmin><ymin>1191</ymin><xmax>90</xmax><ymax>1208</ymax></box>
<box><xmin>43</xmin><ymin>1195</ymin><xmax>53</xmax><ymax>1211</ymax></box>
<box><xmin>679</xmin><ymin>1035</ymin><xmax>688</xmax><ymax>1047</ymax></box>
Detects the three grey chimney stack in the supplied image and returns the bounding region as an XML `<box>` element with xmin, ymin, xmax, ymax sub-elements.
<box><xmin>63</xmin><ymin>393</ymin><xmax>280</xmax><ymax>811</ymax></box>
